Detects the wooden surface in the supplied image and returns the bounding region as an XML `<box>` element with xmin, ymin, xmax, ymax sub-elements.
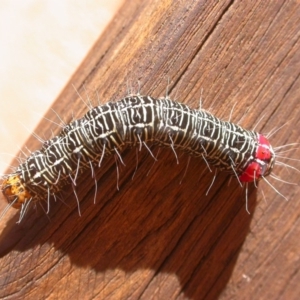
<box><xmin>0</xmin><ymin>1</ymin><xmax>300</xmax><ymax>299</ymax></box>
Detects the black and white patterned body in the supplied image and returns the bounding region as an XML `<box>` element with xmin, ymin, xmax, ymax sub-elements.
<box><xmin>12</xmin><ymin>95</ymin><xmax>261</xmax><ymax>201</ymax></box>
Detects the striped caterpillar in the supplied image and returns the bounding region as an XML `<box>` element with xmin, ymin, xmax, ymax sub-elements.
<box><xmin>1</xmin><ymin>94</ymin><xmax>278</xmax><ymax>222</ymax></box>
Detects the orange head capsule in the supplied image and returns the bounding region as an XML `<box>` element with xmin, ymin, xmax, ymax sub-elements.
<box><xmin>1</xmin><ymin>175</ymin><xmax>32</xmax><ymax>209</ymax></box>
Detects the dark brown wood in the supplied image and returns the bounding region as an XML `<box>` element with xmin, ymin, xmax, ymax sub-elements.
<box><xmin>0</xmin><ymin>1</ymin><xmax>300</xmax><ymax>299</ymax></box>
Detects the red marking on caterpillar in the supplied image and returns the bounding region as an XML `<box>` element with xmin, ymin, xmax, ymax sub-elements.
<box><xmin>0</xmin><ymin>93</ymin><xmax>296</xmax><ymax>223</ymax></box>
<box><xmin>239</xmin><ymin>135</ymin><xmax>274</xmax><ymax>182</ymax></box>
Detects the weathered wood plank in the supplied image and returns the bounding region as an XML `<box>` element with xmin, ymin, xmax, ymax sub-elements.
<box><xmin>0</xmin><ymin>1</ymin><xmax>299</xmax><ymax>299</ymax></box>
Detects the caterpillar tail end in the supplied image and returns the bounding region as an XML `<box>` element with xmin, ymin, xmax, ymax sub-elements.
<box><xmin>239</xmin><ymin>134</ymin><xmax>275</xmax><ymax>183</ymax></box>
<box><xmin>1</xmin><ymin>175</ymin><xmax>32</xmax><ymax>209</ymax></box>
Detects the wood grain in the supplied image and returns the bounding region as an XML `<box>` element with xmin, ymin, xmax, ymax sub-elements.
<box><xmin>0</xmin><ymin>1</ymin><xmax>300</xmax><ymax>299</ymax></box>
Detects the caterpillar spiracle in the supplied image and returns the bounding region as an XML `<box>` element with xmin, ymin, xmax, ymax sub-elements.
<box><xmin>1</xmin><ymin>94</ymin><xmax>278</xmax><ymax>222</ymax></box>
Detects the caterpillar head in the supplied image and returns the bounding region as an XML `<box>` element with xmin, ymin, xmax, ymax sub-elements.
<box><xmin>1</xmin><ymin>174</ymin><xmax>32</xmax><ymax>209</ymax></box>
<box><xmin>239</xmin><ymin>134</ymin><xmax>275</xmax><ymax>183</ymax></box>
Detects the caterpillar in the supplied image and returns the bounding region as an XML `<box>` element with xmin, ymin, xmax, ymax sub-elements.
<box><xmin>1</xmin><ymin>94</ymin><xmax>279</xmax><ymax>222</ymax></box>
